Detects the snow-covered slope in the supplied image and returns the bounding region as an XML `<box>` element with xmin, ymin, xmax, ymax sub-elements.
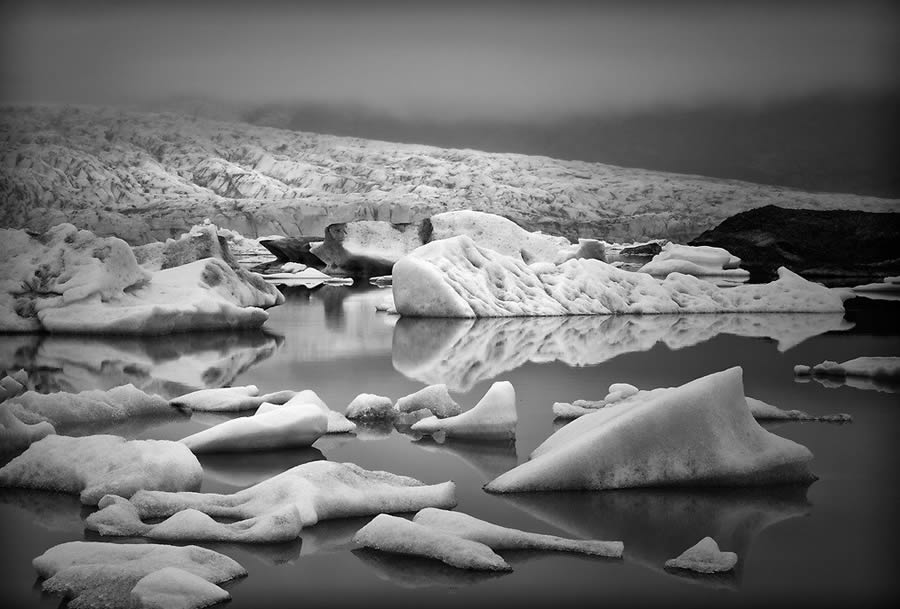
<box><xmin>2</xmin><ymin>105</ymin><xmax>896</xmax><ymax>244</ymax></box>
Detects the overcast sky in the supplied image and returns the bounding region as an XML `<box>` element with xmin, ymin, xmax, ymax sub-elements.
<box><xmin>1</xmin><ymin>1</ymin><xmax>897</xmax><ymax>120</ymax></box>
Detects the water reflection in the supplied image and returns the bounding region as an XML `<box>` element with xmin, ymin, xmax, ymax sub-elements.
<box><xmin>796</xmin><ymin>375</ymin><xmax>900</xmax><ymax>393</ymax></box>
<box><xmin>393</xmin><ymin>314</ymin><xmax>853</xmax><ymax>392</ymax></box>
<box><xmin>0</xmin><ymin>331</ymin><xmax>283</xmax><ymax>399</ymax></box>
<box><xmin>412</xmin><ymin>437</ymin><xmax>518</xmax><ymax>481</ymax></box>
<box><xmin>199</xmin><ymin>447</ymin><xmax>325</xmax><ymax>488</ymax></box>
<box><xmin>497</xmin><ymin>485</ymin><xmax>812</xmax><ymax>590</ymax></box>
<box><xmin>0</xmin><ymin>488</ymin><xmax>87</xmax><ymax>533</ymax></box>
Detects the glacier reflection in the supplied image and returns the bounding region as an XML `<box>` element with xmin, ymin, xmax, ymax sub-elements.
<box><xmin>0</xmin><ymin>330</ymin><xmax>283</xmax><ymax>399</ymax></box>
<box><xmin>393</xmin><ymin>313</ymin><xmax>853</xmax><ymax>392</ymax></box>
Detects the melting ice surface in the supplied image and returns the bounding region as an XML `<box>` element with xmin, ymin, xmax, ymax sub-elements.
<box><xmin>1</xmin><ymin>285</ymin><xmax>897</xmax><ymax>608</ymax></box>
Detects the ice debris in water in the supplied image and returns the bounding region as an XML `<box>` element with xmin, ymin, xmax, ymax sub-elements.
<box><xmin>169</xmin><ymin>385</ymin><xmax>295</xmax><ymax>412</ymax></box>
<box><xmin>411</xmin><ymin>381</ymin><xmax>516</xmax><ymax>440</ymax></box>
<box><xmin>345</xmin><ymin>393</ymin><xmax>396</xmax><ymax>420</ymax></box>
<box><xmin>486</xmin><ymin>368</ymin><xmax>816</xmax><ymax>492</ymax></box>
<box><xmin>33</xmin><ymin>541</ymin><xmax>245</xmax><ymax>609</ymax></box>
<box><xmin>5</xmin><ymin>384</ymin><xmax>172</xmax><ymax>428</ymax></box>
<box><xmin>86</xmin><ymin>460</ymin><xmax>456</xmax><ymax>543</ymax></box>
<box><xmin>395</xmin><ymin>384</ymin><xmax>461</xmax><ymax>419</ymax></box>
<box><xmin>260</xmin><ymin>389</ymin><xmax>357</xmax><ymax>433</ymax></box>
<box><xmin>0</xmin><ymin>434</ymin><xmax>202</xmax><ymax>505</ymax></box>
<box><xmin>664</xmin><ymin>537</ymin><xmax>738</xmax><ymax>574</ymax></box>
<box><xmin>180</xmin><ymin>403</ymin><xmax>328</xmax><ymax>453</ymax></box>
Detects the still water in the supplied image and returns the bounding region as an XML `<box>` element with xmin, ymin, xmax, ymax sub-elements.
<box><xmin>1</xmin><ymin>285</ymin><xmax>898</xmax><ymax>608</ymax></box>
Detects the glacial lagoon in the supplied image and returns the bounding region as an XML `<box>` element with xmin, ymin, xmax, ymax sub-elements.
<box><xmin>1</xmin><ymin>285</ymin><xmax>898</xmax><ymax>608</ymax></box>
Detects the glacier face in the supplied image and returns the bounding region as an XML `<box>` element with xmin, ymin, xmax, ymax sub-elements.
<box><xmin>2</xmin><ymin>105</ymin><xmax>897</xmax><ymax>245</ymax></box>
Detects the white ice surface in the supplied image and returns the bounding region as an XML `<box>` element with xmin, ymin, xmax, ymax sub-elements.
<box><xmin>344</xmin><ymin>393</ymin><xmax>395</xmax><ymax>420</ymax></box>
<box><xmin>33</xmin><ymin>541</ymin><xmax>245</xmax><ymax>609</ymax></box>
<box><xmin>393</xmin><ymin>236</ymin><xmax>847</xmax><ymax>317</ymax></box>
<box><xmin>131</xmin><ymin>567</ymin><xmax>231</xmax><ymax>609</ymax></box>
<box><xmin>86</xmin><ymin>460</ymin><xmax>457</xmax><ymax>543</ymax></box>
<box><xmin>6</xmin><ymin>384</ymin><xmax>170</xmax><ymax>427</ymax></box>
<box><xmin>411</xmin><ymin>381</ymin><xmax>516</xmax><ymax>440</ymax></box>
<box><xmin>664</xmin><ymin>537</ymin><xmax>738</xmax><ymax>574</ymax></box>
<box><xmin>0</xmin><ymin>434</ymin><xmax>202</xmax><ymax>504</ymax></box>
<box><xmin>180</xmin><ymin>404</ymin><xmax>328</xmax><ymax>453</ymax></box>
<box><xmin>395</xmin><ymin>384</ymin><xmax>461</xmax><ymax>418</ymax></box>
<box><xmin>485</xmin><ymin>368</ymin><xmax>815</xmax><ymax>492</ymax></box>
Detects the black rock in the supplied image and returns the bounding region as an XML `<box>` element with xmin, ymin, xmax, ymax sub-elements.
<box><xmin>689</xmin><ymin>205</ymin><xmax>900</xmax><ymax>280</ymax></box>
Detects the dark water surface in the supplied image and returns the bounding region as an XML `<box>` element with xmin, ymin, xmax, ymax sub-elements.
<box><xmin>2</xmin><ymin>285</ymin><xmax>898</xmax><ymax>608</ymax></box>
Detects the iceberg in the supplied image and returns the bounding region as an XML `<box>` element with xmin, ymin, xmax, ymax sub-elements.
<box><xmin>86</xmin><ymin>460</ymin><xmax>457</xmax><ymax>543</ymax></box>
<box><xmin>413</xmin><ymin>508</ymin><xmax>623</xmax><ymax>557</ymax></box>
<box><xmin>393</xmin><ymin>235</ymin><xmax>847</xmax><ymax>317</ymax></box>
<box><xmin>639</xmin><ymin>242</ymin><xmax>748</xmax><ymax>279</ymax></box>
<box><xmin>665</xmin><ymin>537</ymin><xmax>738</xmax><ymax>574</ymax></box>
<box><xmin>169</xmin><ymin>385</ymin><xmax>294</xmax><ymax>412</ymax></box>
<box><xmin>395</xmin><ymin>384</ymin><xmax>461</xmax><ymax>418</ymax></box>
<box><xmin>0</xmin><ymin>434</ymin><xmax>202</xmax><ymax>504</ymax></box>
<box><xmin>411</xmin><ymin>381</ymin><xmax>516</xmax><ymax>440</ymax></box>
<box><xmin>180</xmin><ymin>404</ymin><xmax>328</xmax><ymax>453</ymax></box>
<box><xmin>344</xmin><ymin>393</ymin><xmax>395</xmax><ymax>420</ymax></box>
<box><xmin>485</xmin><ymin>368</ymin><xmax>815</xmax><ymax>492</ymax></box>
<box><xmin>392</xmin><ymin>313</ymin><xmax>853</xmax><ymax>392</ymax></box>
<box><xmin>353</xmin><ymin>513</ymin><xmax>512</xmax><ymax>571</ymax></box>
<box><xmin>33</xmin><ymin>541</ymin><xmax>245</xmax><ymax>609</ymax></box>
<box><xmin>262</xmin><ymin>390</ymin><xmax>357</xmax><ymax>433</ymax></box>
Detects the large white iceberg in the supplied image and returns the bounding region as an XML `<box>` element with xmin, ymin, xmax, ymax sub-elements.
<box><xmin>393</xmin><ymin>236</ymin><xmax>847</xmax><ymax>317</ymax></box>
<box><xmin>392</xmin><ymin>313</ymin><xmax>854</xmax><ymax>392</ymax></box>
<box><xmin>180</xmin><ymin>404</ymin><xmax>328</xmax><ymax>453</ymax></box>
<box><xmin>86</xmin><ymin>460</ymin><xmax>457</xmax><ymax>542</ymax></box>
<box><xmin>411</xmin><ymin>381</ymin><xmax>516</xmax><ymax>440</ymax></box>
<box><xmin>33</xmin><ymin>541</ymin><xmax>245</xmax><ymax>609</ymax></box>
<box><xmin>353</xmin><ymin>513</ymin><xmax>512</xmax><ymax>571</ymax></box>
<box><xmin>0</xmin><ymin>434</ymin><xmax>202</xmax><ymax>504</ymax></box>
<box><xmin>638</xmin><ymin>243</ymin><xmax>748</xmax><ymax>279</ymax></box>
<box><xmin>0</xmin><ymin>223</ymin><xmax>282</xmax><ymax>333</ymax></box>
<box><xmin>485</xmin><ymin>368</ymin><xmax>815</xmax><ymax>492</ymax></box>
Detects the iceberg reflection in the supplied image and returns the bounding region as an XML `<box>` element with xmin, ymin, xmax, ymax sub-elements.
<box><xmin>495</xmin><ymin>485</ymin><xmax>811</xmax><ymax>590</ymax></box>
<box><xmin>0</xmin><ymin>330</ymin><xmax>283</xmax><ymax>399</ymax></box>
<box><xmin>393</xmin><ymin>314</ymin><xmax>853</xmax><ymax>392</ymax></box>
<box><xmin>352</xmin><ymin>547</ymin><xmax>509</xmax><ymax>589</ymax></box>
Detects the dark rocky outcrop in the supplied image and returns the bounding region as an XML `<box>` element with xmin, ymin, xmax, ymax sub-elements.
<box><xmin>258</xmin><ymin>237</ymin><xmax>326</xmax><ymax>268</ymax></box>
<box><xmin>690</xmin><ymin>205</ymin><xmax>900</xmax><ymax>280</ymax></box>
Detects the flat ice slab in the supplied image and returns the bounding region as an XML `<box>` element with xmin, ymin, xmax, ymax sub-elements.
<box><xmin>33</xmin><ymin>541</ymin><xmax>245</xmax><ymax>609</ymax></box>
<box><xmin>0</xmin><ymin>434</ymin><xmax>202</xmax><ymax>504</ymax></box>
<box><xmin>393</xmin><ymin>235</ymin><xmax>847</xmax><ymax>317</ymax></box>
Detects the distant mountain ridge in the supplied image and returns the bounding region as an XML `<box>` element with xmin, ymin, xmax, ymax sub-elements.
<box><xmin>1</xmin><ymin>105</ymin><xmax>897</xmax><ymax>245</ymax></box>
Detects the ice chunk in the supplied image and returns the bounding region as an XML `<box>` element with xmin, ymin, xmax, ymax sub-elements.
<box><xmin>33</xmin><ymin>541</ymin><xmax>245</xmax><ymax>609</ymax></box>
<box><xmin>639</xmin><ymin>243</ymin><xmax>747</xmax><ymax>278</ymax></box>
<box><xmin>395</xmin><ymin>384</ymin><xmax>461</xmax><ymax>418</ymax></box>
<box><xmin>746</xmin><ymin>397</ymin><xmax>851</xmax><ymax>422</ymax></box>
<box><xmin>485</xmin><ymin>368</ymin><xmax>815</xmax><ymax>492</ymax></box>
<box><xmin>169</xmin><ymin>386</ymin><xmax>295</xmax><ymax>412</ymax></box>
<box><xmin>261</xmin><ymin>390</ymin><xmax>357</xmax><ymax>433</ymax></box>
<box><xmin>131</xmin><ymin>567</ymin><xmax>231</xmax><ymax>609</ymax></box>
<box><xmin>0</xmin><ymin>434</ymin><xmax>202</xmax><ymax>504</ymax></box>
<box><xmin>664</xmin><ymin>537</ymin><xmax>738</xmax><ymax>574</ymax></box>
<box><xmin>353</xmin><ymin>513</ymin><xmax>511</xmax><ymax>571</ymax></box>
<box><xmin>86</xmin><ymin>460</ymin><xmax>457</xmax><ymax>543</ymax></box>
<box><xmin>411</xmin><ymin>381</ymin><xmax>516</xmax><ymax>440</ymax></box>
<box><xmin>180</xmin><ymin>404</ymin><xmax>328</xmax><ymax>453</ymax></box>
<box><xmin>6</xmin><ymin>384</ymin><xmax>171</xmax><ymax>428</ymax></box>
<box><xmin>413</xmin><ymin>508</ymin><xmax>622</xmax><ymax>557</ymax></box>
<box><xmin>393</xmin><ymin>236</ymin><xmax>847</xmax><ymax>317</ymax></box>
<box><xmin>345</xmin><ymin>393</ymin><xmax>395</xmax><ymax>420</ymax></box>
<box><xmin>810</xmin><ymin>356</ymin><xmax>900</xmax><ymax>380</ymax></box>
<box><xmin>0</xmin><ymin>404</ymin><xmax>55</xmax><ymax>450</ymax></box>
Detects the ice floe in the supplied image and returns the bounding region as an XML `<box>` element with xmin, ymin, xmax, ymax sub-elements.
<box><xmin>794</xmin><ymin>356</ymin><xmax>900</xmax><ymax>392</ymax></box>
<box><xmin>395</xmin><ymin>384</ymin><xmax>461</xmax><ymax>418</ymax></box>
<box><xmin>393</xmin><ymin>235</ymin><xmax>847</xmax><ymax>317</ymax></box>
<box><xmin>169</xmin><ymin>385</ymin><xmax>294</xmax><ymax>412</ymax></box>
<box><xmin>180</xmin><ymin>404</ymin><xmax>328</xmax><ymax>453</ymax></box>
<box><xmin>33</xmin><ymin>541</ymin><xmax>245</xmax><ymax>609</ymax></box>
<box><xmin>0</xmin><ymin>434</ymin><xmax>202</xmax><ymax>504</ymax></box>
<box><xmin>353</xmin><ymin>513</ymin><xmax>512</xmax><ymax>571</ymax></box>
<box><xmin>1</xmin><ymin>223</ymin><xmax>282</xmax><ymax>333</ymax></box>
<box><xmin>269</xmin><ymin>390</ymin><xmax>357</xmax><ymax>433</ymax></box>
<box><xmin>850</xmin><ymin>276</ymin><xmax>900</xmax><ymax>301</ymax></box>
<box><xmin>665</xmin><ymin>537</ymin><xmax>738</xmax><ymax>574</ymax></box>
<box><xmin>344</xmin><ymin>393</ymin><xmax>395</xmax><ymax>420</ymax></box>
<box><xmin>485</xmin><ymin>368</ymin><xmax>815</xmax><ymax>492</ymax></box>
<box><xmin>392</xmin><ymin>313</ymin><xmax>854</xmax><ymax>392</ymax></box>
<box><xmin>86</xmin><ymin>460</ymin><xmax>456</xmax><ymax>542</ymax></box>
<box><xmin>413</xmin><ymin>508</ymin><xmax>623</xmax><ymax>557</ymax></box>
<box><xmin>411</xmin><ymin>381</ymin><xmax>516</xmax><ymax>440</ymax></box>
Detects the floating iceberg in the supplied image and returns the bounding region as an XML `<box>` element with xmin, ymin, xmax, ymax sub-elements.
<box><xmin>33</xmin><ymin>541</ymin><xmax>245</xmax><ymax>609</ymax></box>
<box><xmin>638</xmin><ymin>243</ymin><xmax>748</xmax><ymax>279</ymax></box>
<box><xmin>850</xmin><ymin>276</ymin><xmax>900</xmax><ymax>301</ymax></box>
<box><xmin>392</xmin><ymin>313</ymin><xmax>854</xmax><ymax>392</ymax></box>
<box><xmin>485</xmin><ymin>368</ymin><xmax>815</xmax><ymax>492</ymax></box>
<box><xmin>353</xmin><ymin>513</ymin><xmax>512</xmax><ymax>571</ymax></box>
<box><xmin>0</xmin><ymin>434</ymin><xmax>202</xmax><ymax>504</ymax></box>
<box><xmin>0</xmin><ymin>223</ymin><xmax>282</xmax><ymax>333</ymax></box>
<box><xmin>395</xmin><ymin>384</ymin><xmax>461</xmax><ymax>418</ymax></box>
<box><xmin>393</xmin><ymin>235</ymin><xmax>847</xmax><ymax>317</ymax></box>
<box><xmin>268</xmin><ymin>390</ymin><xmax>357</xmax><ymax>433</ymax></box>
<box><xmin>665</xmin><ymin>537</ymin><xmax>738</xmax><ymax>574</ymax></box>
<box><xmin>411</xmin><ymin>381</ymin><xmax>516</xmax><ymax>440</ymax></box>
<box><xmin>344</xmin><ymin>393</ymin><xmax>395</xmax><ymax>420</ymax></box>
<box><xmin>794</xmin><ymin>356</ymin><xmax>900</xmax><ymax>393</ymax></box>
<box><xmin>180</xmin><ymin>404</ymin><xmax>328</xmax><ymax>453</ymax></box>
<box><xmin>86</xmin><ymin>460</ymin><xmax>456</xmax><ymax>542</ymax></box>
<box><xmin>169</xmin><ymin>385</ymin><xmax>294</xmax><ymax>412</ymax></box>
<box><xmin>413</xmin><ymin>508</ymin><xmax>623</xmax><ymax>557</ymax></box>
